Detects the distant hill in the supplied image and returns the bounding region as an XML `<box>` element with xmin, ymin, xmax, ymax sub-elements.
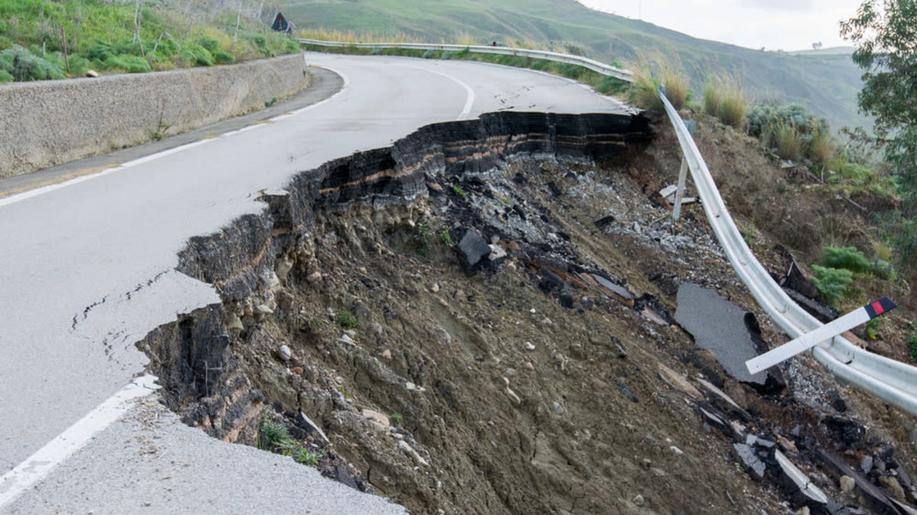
<box><xmin>279</xmin><ymin>0</ymin><xmax>867</xmax><ymax>130</ymax></box>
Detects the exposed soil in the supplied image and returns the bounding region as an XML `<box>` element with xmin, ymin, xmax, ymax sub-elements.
<box><xmin>137</xmin><ymin>111</ymin><xmax>916</xmax><ymax>514</ymax></box>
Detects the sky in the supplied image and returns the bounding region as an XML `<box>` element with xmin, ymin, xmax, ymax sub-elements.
<box><xmin>577</xmin><ymin>0</ymin><xmax>863</xmax><ymax>51</ymax></box>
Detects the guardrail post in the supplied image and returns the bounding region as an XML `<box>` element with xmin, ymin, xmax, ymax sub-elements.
<box><xmin>672</xmin><ymin>157</ymin><xmax>688</xmax><ymax>221</ymax></box>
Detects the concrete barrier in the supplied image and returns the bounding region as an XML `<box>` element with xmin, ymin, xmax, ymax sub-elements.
<box><xmin>0</xmin><ymin>53</ymin><xmax>310</xmax><ymax>178</ymax></box>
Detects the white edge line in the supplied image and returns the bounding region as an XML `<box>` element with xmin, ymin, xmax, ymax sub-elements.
<box><xmin>0</xmin><ymin>374</ymin><xmax>160</xmax><ymax>509</ymax></box>
<box><xmin>0</xmin><ymin>63</ymin><xmax>350</xmax><ymax>210</ymax></box>
<box><xmin>402</xmin><ymin>64</ymin><xmax>475</xmax><ymax>120</ymax></box>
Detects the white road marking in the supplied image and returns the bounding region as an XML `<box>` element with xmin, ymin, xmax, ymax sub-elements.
<box><xmin>0</xmin><ymin>375</ymin><xmax>160</xmax><ymax>509</ymax></box>
<box><xmin>406</xmin><ymin>64</ymin><xmax>476</xmax><ymax>120</ymax></box>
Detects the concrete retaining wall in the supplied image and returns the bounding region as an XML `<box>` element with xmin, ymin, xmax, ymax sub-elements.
<box><xmin>0</xmin><ymin>53</ymin><xmax>310</xmax><ymax>178</ymax></box>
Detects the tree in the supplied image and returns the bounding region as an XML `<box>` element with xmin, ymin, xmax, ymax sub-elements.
<box><xmin>842</xmin><ymin>0</ymin><xmax>917</xmax><ymax>268</ymax></box>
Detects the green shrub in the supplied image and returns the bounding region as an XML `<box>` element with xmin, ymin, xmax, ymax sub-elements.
<box><xmin>336</xmin><ymin>310</ymin><xmax>358</xmax><ymax>329</ymax></box>
<box><xmin>0</xmin><ymin>45</ymin><xmax>65</xmax><ymax>81</ymax></box>
<box><xmin>811</xmin><ymin>265</ymin><xmax>854</xmax><ymax>307</ymax></box>
<box><xmin>213</xmin><ymin>50</ymin><xmax>235</xmax><ymax>64</ymax></box>
<box><xmin>0</xmin><ymin>69</ymin><xmax>12</xmax><ymax>82</ymax></box>
<box><xmin>748</xmin><ymin>103</ymin><xmax>831</xmax><ymax>162</ymax></box>
<box><xmin>822</xmin><ymin>246</ymin><xmax>872</xmax><ymax>273</ymax></box>
<box><xmin>258</xmin><ymin>418</ymin><xmax>292</xmax><ymax>451</ymax></box>
<box><xmin>390</xmin><ymin>412</ymin><xmax>403</xmax><ymax>426</ymax></box>
<box><xmin>180</xmin><ymin>43</ymin><xmax>215</xmax><ymax>66</ymax></box>
<box><xmin>910</xmin><ymin>333</ymin><xmax>917</xmax><ymax>362</ymax></box>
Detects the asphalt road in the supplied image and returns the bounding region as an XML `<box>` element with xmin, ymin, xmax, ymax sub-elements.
<box><xmin>0</xmin><ymin>52</ymin><xmax>628</xmax><ymax>513</ymax></box>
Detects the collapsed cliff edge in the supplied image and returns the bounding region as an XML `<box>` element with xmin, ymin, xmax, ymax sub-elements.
<box><xmin>136</xmin><ymin>111</ymin><xmax>917</xmax><ymax>514</ymax></box>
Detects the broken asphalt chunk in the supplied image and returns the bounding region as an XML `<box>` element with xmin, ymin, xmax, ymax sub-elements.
<box><xmin>734</xmin><ymin>442</ymin><xmax>767</xmax><ymax>481</ymax></box>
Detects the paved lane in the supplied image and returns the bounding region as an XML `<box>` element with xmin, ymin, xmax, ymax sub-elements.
<box><xmin>0</xmin><ymin>51</ymin><xmax>627</xmax><ymax>512</ymax></box>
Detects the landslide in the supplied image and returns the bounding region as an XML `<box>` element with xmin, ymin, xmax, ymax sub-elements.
<box><xmin>137</xmin><ymin>111</ymin><xmax>916</xmax><ymax>514</ymax></box>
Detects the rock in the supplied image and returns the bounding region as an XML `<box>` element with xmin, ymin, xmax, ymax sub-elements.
<box><xmin>361</xmin><ymin>409</ymin><xmax>391</xmax><ymax>431</ymax></box>
<box><xmin>307</xmin><ymin>271</ymin><xmax>323</xmax><ymax>283</ymax></box>
<box><xmin>256</xmin><ymin>304</ymin><xmax>274</xmax><ymax>315</ymax></box>
<box><xmin>840</xmin><ymin>475</ymin><xmax>856</xmax><ymax>493</ymax></box>
<box><xmin>777</xmin><ymin>435</ymin><xmax>798</xmax><ymax>454</ymax></box>
<box><xmin>860</xmin><ymin>455</ymin><xmax>874</xmax><ymax>474</ymax></box>
<box><xmin>506</xmin><ymin>387</ymin><xmax>522</xmax><ymax>405</ymax></box>
<box><xmin>657</xmin><ymin>364</ymin><xmax>702</xmax><ymax>400</ymax></box>
<box><xmin>276</xmin><ymin>257</ymin><xmax>294</xmax><ymax>281</ymax></box>
<box><xmin>291</xmin><ymin>366</ymin><xmax>303</xmax><ymax>376</ymax></box>
<box><xmin>431</xmin><ymin>283</ymin><xmax>440</xmax><ymax>293</ymax></box>
<box><xmin>879</xmin><ymin>476</ymin><xmax>907</xmax><ymax>502</ymax></box>
<box><xmin>278</xmin><ymin>344</ymin><xmax>292</xmax><ymax>362</ymax></box>
<box><xmin>632</xmin><ymin>494</ymin><xmax>645</xmax><ymax>507</ymax></box>
<box><xmin>734</xmin><ymin>443</ymin><xmax>766</xmax><ymax>480</ymax></box>
<box><xmin>339</xmin><ymin>334</ymin><xmax>356</xmax><ymax>346</ymax></box>
<box><xmin>669</xmin><ymin>445</ymin><xmax>684</xmax><ymax>456</ymax></box>
<box><xmin>381</xmin><ymin>349</ymin><xmax>392</xmax><ymax>360</ymax></box>
<box><xmin>524</xmin><ymin>342</ymin><xmax>536</xmax><ymax>351</ymax></box>
<box><xmin>85</xmin><ymin>69</ymin><xmax>99</xmax><ymax>78</ymax></box>
<box><xmin>458</xmin><ymin>228</ymin><xmax>491</xmax><ymax>268</ymax></box>
<box><xmin>617</xmin><ymin>381</ymin><xmax>639</xmax><ymax>403</ymax></box>
<box><xmin>488</xmin><ymin>244</ymin><xmax>507</xmax><ymax>261</ymax></box>
<box><xmin>398</xmin><ymin>440</ymin><xmax>428</xmax><ymax>466</ymax></box>
<box><xmin>226</xmin><ymin>313</ymin><xmax>244</xmax><ymax>332</ymax></box>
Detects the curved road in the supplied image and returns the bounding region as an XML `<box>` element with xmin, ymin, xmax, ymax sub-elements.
<box><xmin>0</xmin><ymin>52</ymin><xmax>627</xmax><ymax>513</ymax></box>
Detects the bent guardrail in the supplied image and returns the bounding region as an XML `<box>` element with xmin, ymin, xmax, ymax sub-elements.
<box><xmin>300</xmin><ymin>38</ymin><xmax>917</xmax><ymax>415</ymax></box>
<box><xmin>658</xmin><ymin>92</ymin><xmax>917</xmax><ymax>415</ymax></box>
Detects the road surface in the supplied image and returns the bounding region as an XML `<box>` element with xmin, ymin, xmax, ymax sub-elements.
<box><xmin>0</xmin><ymin>52</ymin><xmax>628</xmax><ymax>513</ymax></box>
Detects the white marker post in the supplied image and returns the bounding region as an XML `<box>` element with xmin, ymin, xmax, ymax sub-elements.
<box><xmin>672</xmin><ymin>157</ymin><xmax>689</xmax><ymax>221</ymax></box>
<box><xmin>746</xmin><ymin>297</ymin><xmax>896</xmax><ymax>375</ymax></box>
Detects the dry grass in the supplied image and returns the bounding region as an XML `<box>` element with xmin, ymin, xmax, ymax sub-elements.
<box><xmin>808</xmin><ymin>129</ymin><xmax>835</xmax><ymax>165</ymax></box>
<box><xmin>771</xmin><ymin>123</ymin><xmax>804</xmax><ymax>161</ymax></box>
<box><xmin>626</xmin><ymin>53</ymin><xmax>689</xmax><ymax>111</ymax></box>
<box><xmin>298</xmin><ymin>28</ymin><xmax>420</xmax><ymax>44</ymax></box>
<box><xmin>703</xmin><ymin>73</ymin><xmax>748</xmax><ymax>129</ymax></box>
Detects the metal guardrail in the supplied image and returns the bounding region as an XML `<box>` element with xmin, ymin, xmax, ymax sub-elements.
<box><xmin>298</xmin><ymin>38</ymin><xmax>634</xmax><ymax>82</ymax></box>
<box><xmin>659</xmin><ymin>92</ymin><xmax>917</xmax><ymax>415</ymax></box>
<box><xmin>300</xmin><ymin>38</ymin><xmax>917</xmax><ymax>415</ymax></box>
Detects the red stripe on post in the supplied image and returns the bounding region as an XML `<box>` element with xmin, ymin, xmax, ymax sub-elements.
<box><xmin>871</xmin><ymin>300</ymin><xmax>885</xmax><ymax>316</ymax></box>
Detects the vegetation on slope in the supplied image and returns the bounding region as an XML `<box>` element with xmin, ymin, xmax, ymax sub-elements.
<box><xmin>286</xmin><ymin>0</ymin><xmax>866</xmax><ymax>130</ymax></box>
<box><xmin>0</xmin><ymin>0</ymin><xmax>299</xmax><ymax>82</ymax></box>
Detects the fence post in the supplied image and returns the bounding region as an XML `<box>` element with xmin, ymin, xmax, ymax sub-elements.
<box><xmin>672</xmin><ymin>157</ymin><xmax>688</xmax><ymax>221</ymax></box>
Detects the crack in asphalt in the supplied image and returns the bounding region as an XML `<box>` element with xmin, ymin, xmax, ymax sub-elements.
<box><xmin>71</xmin><ymin>268</ymin><xmax>171</xmax><ymax>331</ymax></box>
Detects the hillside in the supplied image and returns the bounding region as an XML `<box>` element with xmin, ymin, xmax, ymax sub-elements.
<box><xmin>0</xmin><ymin>0</ymin><xmax>298</xmax><ymax>82</ymax></box>
<box><xmin>280</xmin><ymin>0</ymin><xmax>867</xmax><ymax>130</ymax></box>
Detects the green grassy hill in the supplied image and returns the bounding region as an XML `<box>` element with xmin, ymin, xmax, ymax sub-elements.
<box><xmin>0</xmin><ymin>0</ymin><xmax>298</xmax><ymax>82</ymax></box>
<box><xmin>283</xmin><ymin>0</ymin><xmax>867</xmax><ymax>130</ymax></box>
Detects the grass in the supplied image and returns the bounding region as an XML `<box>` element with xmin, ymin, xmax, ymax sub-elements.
<box><xmin>451</xmin><ymin>184</ymin><xmax>467</xmax><ymax>198</ymax></box>
<box><xmin>770</xmin><ymin>123</ymin><xmax>804</xmax><ymax>161</ymax></box>
<box><xmin>626</xmin><ymin>53</ymin><xmax>688</xmax><ymax>111</ymax></box>
<box><xmin>336</xmin><ymin>310</ymin><xmax>358</xmax><ymax>328</ymax></box>
<box><xmin>259</xmin><ymin>418</ymin><xmax>324</xmax><ymax>465</ymax></box>
<box><xmin>390</xmin><ymin>412</ymin><xmax>403</xmax><ymax>426</ymax></box>
<box><xmin>0</xmin><ymin>0</ymin><xmax>299</xmax><ymax>83</ymax></box>
<box><xmin>438</xmin><ymin>229</ymin><xmax>455</xmax><ymax>247</ymax></box>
